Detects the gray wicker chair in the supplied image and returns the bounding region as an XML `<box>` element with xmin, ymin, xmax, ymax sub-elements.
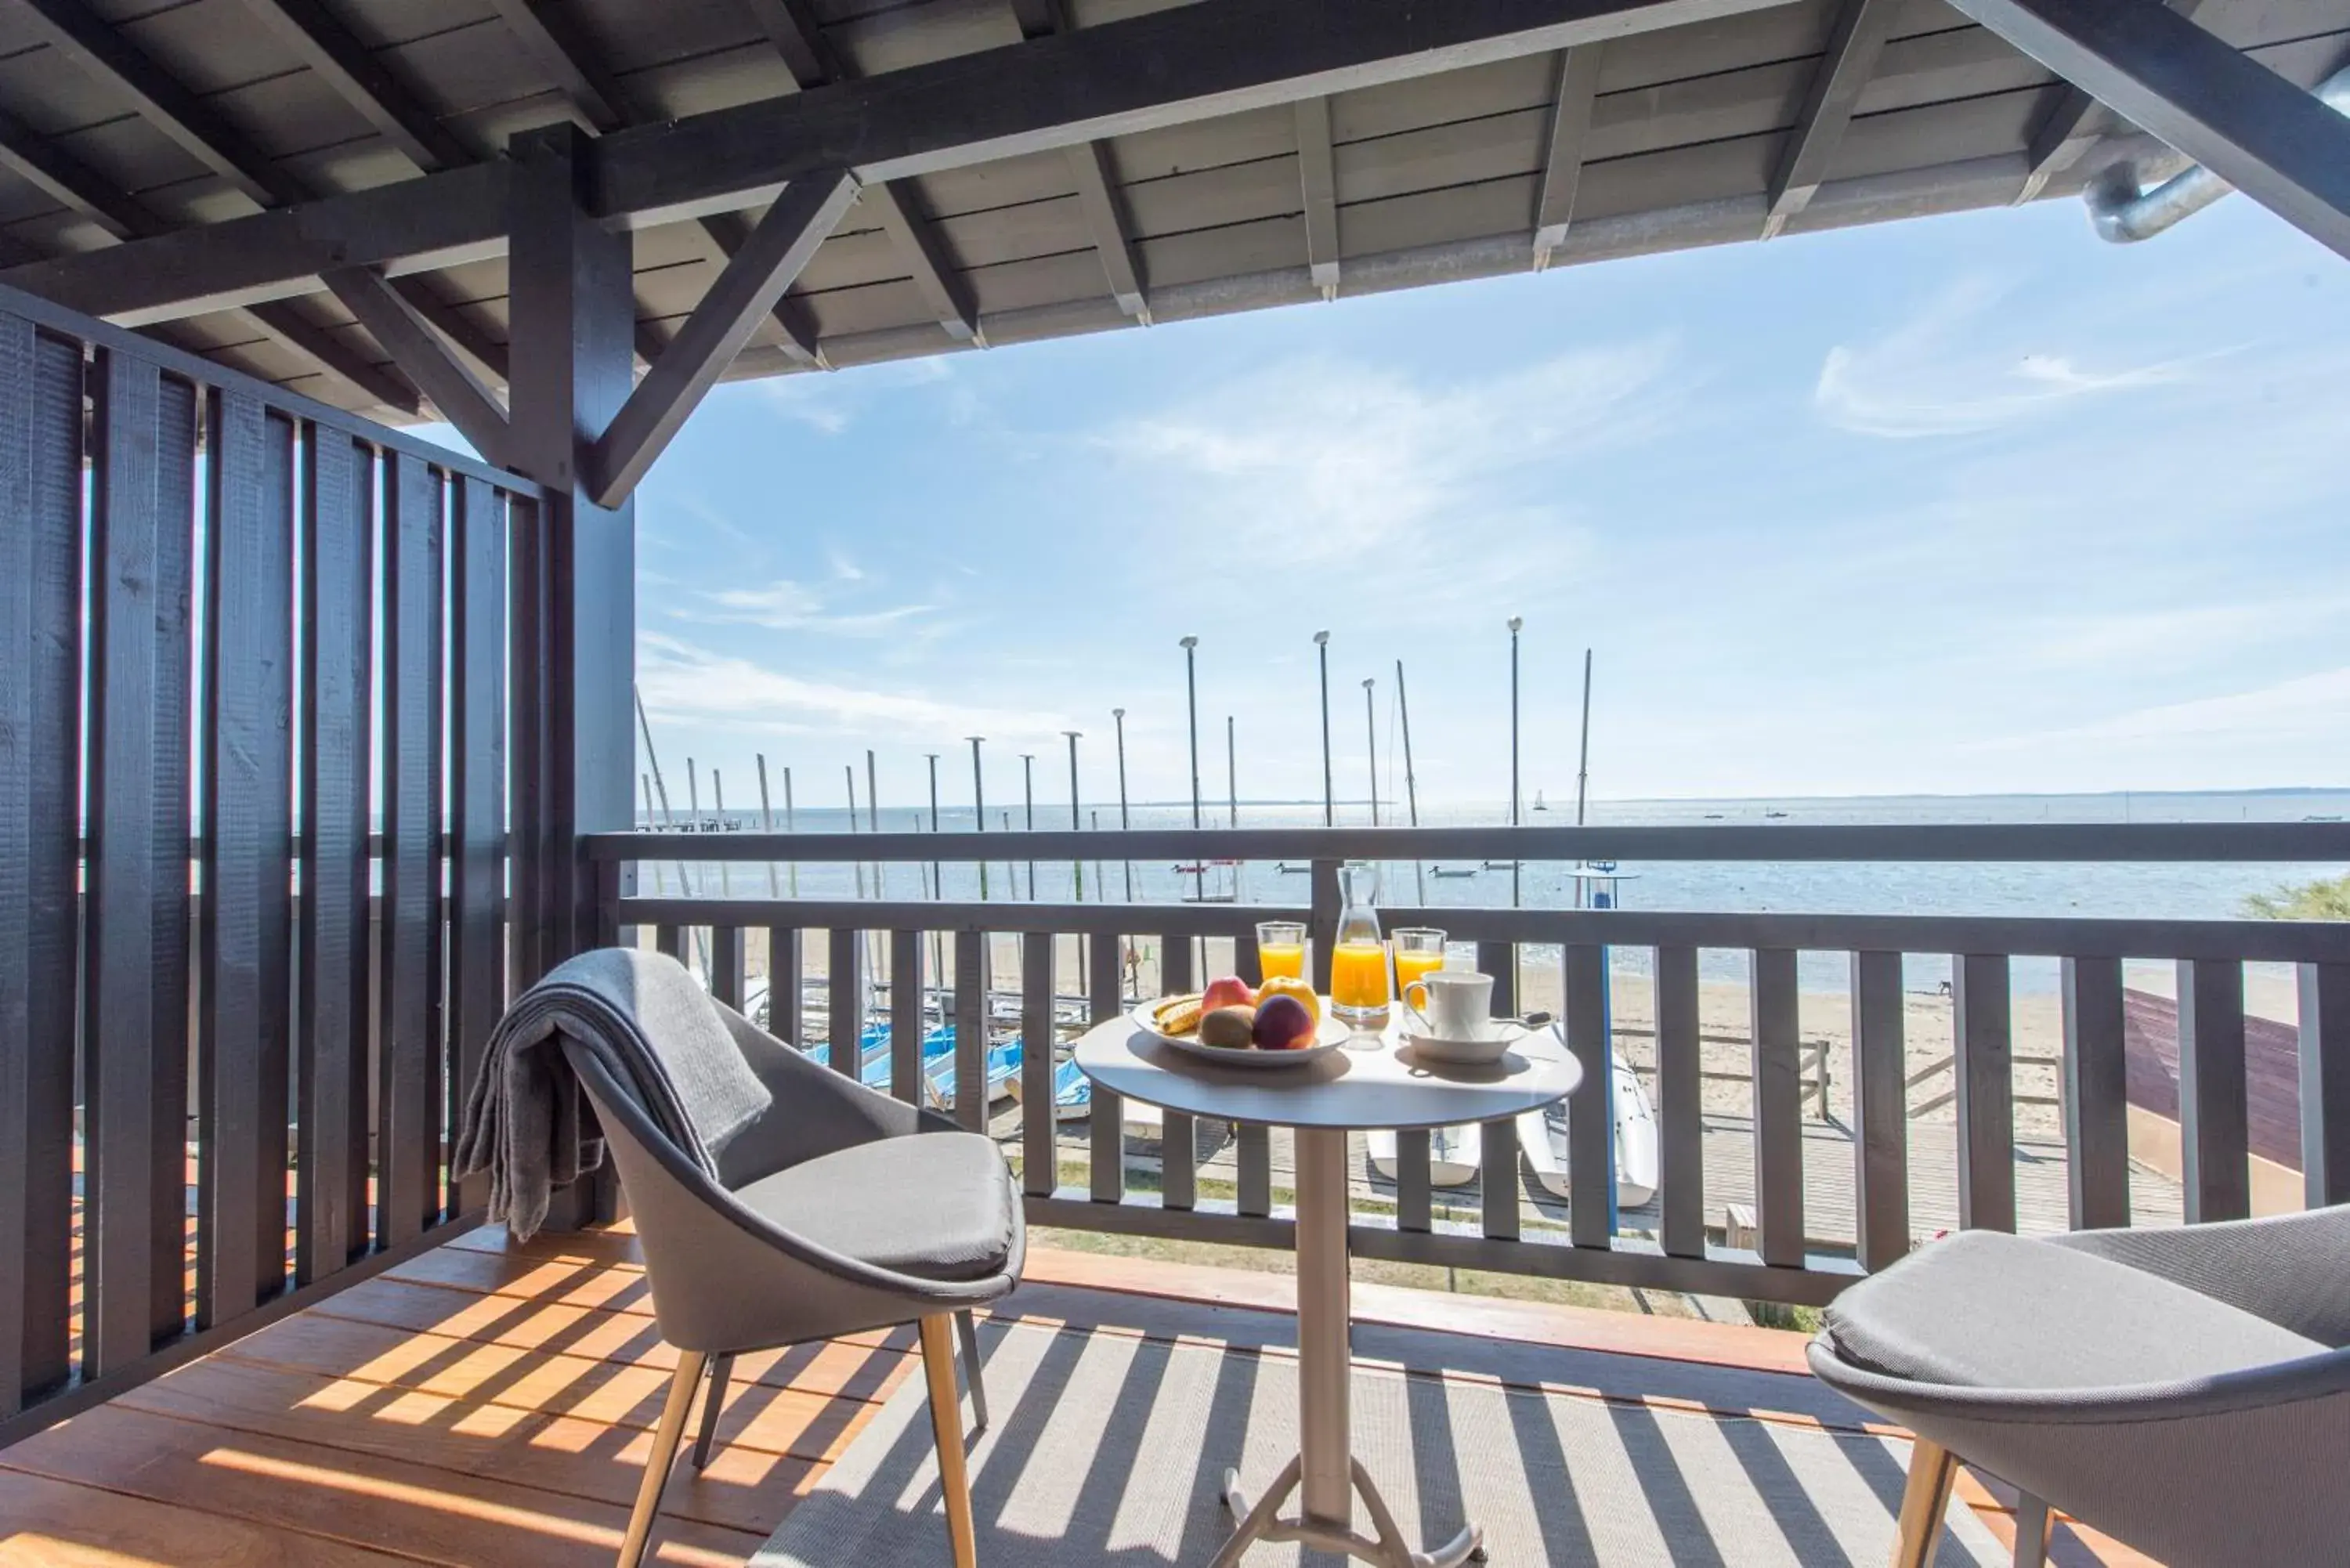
<box><xmin>564</xmin><ymin>995</ymin><xmax>1023</xmax><ymax>1568</ymax></box>
<box><xmin>1808</xmin><ymin>1206</ymin><xmax>2350</xmax><ymax>1567</ymax></box>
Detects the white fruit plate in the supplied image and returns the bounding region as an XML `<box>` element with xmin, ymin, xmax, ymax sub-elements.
<box><xmin>1130</xmin><ymin>1001</ymin><xmax>1352</xmax><ymax>1069</ymax></box>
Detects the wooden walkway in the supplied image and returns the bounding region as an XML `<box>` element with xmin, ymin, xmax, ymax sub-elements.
<box><xmin>3</xmin><ymin>1227</ymin><xmax>2159</xmax><ymax>1567</ymax></box>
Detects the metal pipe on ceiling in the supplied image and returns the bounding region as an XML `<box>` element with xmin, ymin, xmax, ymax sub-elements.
<box><xmin>2084</xmin><ymin>63</ymin><xmax>2350</xmax><ymax>243</ymax></box>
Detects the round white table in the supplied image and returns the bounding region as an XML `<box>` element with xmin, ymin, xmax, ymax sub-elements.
<box><xmin>1072</xmin><ymin>1011</ymin><xmax>1583</xmax><ymax>1568</ymax></box>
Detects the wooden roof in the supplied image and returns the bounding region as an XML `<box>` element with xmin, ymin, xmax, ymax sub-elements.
<box><xmin>0</xmin><ymin>0</ymin><xmax>2345</xmax><ymax>424</ymax></box>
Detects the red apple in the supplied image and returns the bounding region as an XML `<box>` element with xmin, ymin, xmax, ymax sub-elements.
<box><xmin>1252</xmin><ymin>994</ymin><xmax>1315</xmax><ymax>1050</ymax></box>
<box><xmin>1202</xmin><ymin>975</ymin><xmax>1256</xmax><ymax>1013</ymax></box>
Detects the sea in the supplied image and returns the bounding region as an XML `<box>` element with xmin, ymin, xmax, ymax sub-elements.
<box><xmin>641</xmin><ymin>789</ymin><xmax>2350</xmax><ymax>998</ymax></box>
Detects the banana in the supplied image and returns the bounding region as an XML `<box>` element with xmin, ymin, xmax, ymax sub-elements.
<box><xmin>1152</xmin><ymin>994</ymin><xmax>1204</xmax><ymax>1036</ymax></box>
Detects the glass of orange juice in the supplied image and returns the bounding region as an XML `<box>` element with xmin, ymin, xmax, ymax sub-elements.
<box><xmin>1391</xmin><ymin>927</ymin><xmax>1447</xmax><ymax>995</ymax></box>
<box><xmin>1255</xmin><ymin>921</ymin><xmax>1306</xmax><ymax>982</ymax></box>
<box><xmin>1329</xmin><ymin>939</ymin><xmax>1390</xmax><ymax>1023</ymax></box>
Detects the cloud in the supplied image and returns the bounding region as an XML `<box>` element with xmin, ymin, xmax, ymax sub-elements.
<box><xmin>1090</xmin><ymin>341</ymin><xmax>1683</xmax><ymax>611</ymax></box>
<box><xmin>1974</xmin><ymin>667</ymin><xmax>2350</xmax><ymax>753</ymax></box>
<box><xmin>755</xmin><ymin>356</ymin><xmax>954</xmax><ymax>435</ymax></box>
<box><xmin>638</xmin><ymin>633</ymin><xmax>1076</xmax><ymax>741</ymax></box>
<box><xmin>668</xmin><ymin>576</ymin><xmax>934</xmax><ymax>637</ymax></box>
<box><xmin>2015</xmin><ymin>592</ymin><xmax>2350</xmax><ymax>671</ymax></box>
<box><xmin>1814</xmin><ymin>278</ymin><xmax>2193</xmax><ymax>438</ymax></box>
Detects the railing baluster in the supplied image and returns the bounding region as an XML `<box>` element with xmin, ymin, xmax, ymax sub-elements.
<box><xmin>0</xmin><ymin>317</ymin><xmax>85</xmax><ymax>1412</ymax></box>
<box><xmin>1655</xmin><ymin>944</ymin><xmax>1704</xmax><ymax>1259</ymax></box>
<box><xmin>1480</xmin><ymin>938</ymin><xmax>1521</xmax><ymax>1241</ymax></box>
<box><xmin>767</xmin><ymin>925</ymin><xmax>802</xmax><ymax>1044</ymax></box>
<box><xmin>86</xmin><ymin>352</ymin><xmax>198</xmax><ymax>1371</ymax></box>
<box><xmin>1560</xmin><ymin>943</ymin><xmax>1610</xmax><ymax>1248</ymax></box>
<box><xmin>953</xmin><ymin>930</ymin><xmax>986</xmax><ymax>1133</ymax></box>
<box><xmin>1377</xmin><ymin>919</ymin><xmax>1433</xmax><ymax>1219</ymax></box>
<box><xmin>446</xmin><ymin>476</ymin><xmax>505</xmax><ymax>1221</ymax></box>
<box><xmin>1022</xmin><ymin>931</ymin><xmax>1054</xmax><ymax>1196</ymax></box>
<box><xmin>2060</xmin><ymin>956</ymin><xmax>2131</xmax><ymax>1230</ymax></box>
<box><xmin>654</xmin><ymin>924</ymin><xmax>682</xmax><ymax>961</ymax></box>
<box><xmin>1307</xmin><ymin>859</ymin><xmax>1340</xmax><ymax>994</ymax></box>
<box><xmin>377</xmin><ymin>451</ymin><xmax>442</xmax><ymax>1250</ymax></box>
<box><xmin>709</xmin><ymin>925</ymin><xmax>744</xmax><ymax>1010</ymax></box>
<box><xmin>1161</xmin><ymin>930</ymin><xmax>1213</xmax><ymax>1212</ymax></box>
<box><xmin>1851</xmin><ymin>950</ymin><xmax>1909</xmax><ymax>1270</ymax></box>
<box><xmin>298</xmin><ymin>428</ymin><xmax>371</xmax><ymax>1289</ymax></box>
<box><xmin>2178</xmin><ymin>957</ymin><xmax>2249</xmax><ymax>1223</ymax></box>
<box><xmin>1089</xmin><ymin>931</ymin><xmax>1124</xmax><ymax>1203</ymax></box>
<box><xmin>197</xmin><ymin>392</ymin><xmax>294</xmax><ymax>1328</ymax></box>
<box><xmin>2299</xmin><ymin>963</ymin><xmax>2350</xmax><ymax>1209</ymax></box>
<box><xmin>1751</xmin><ymin>947</ymin><xmax>1803</xmax><ymax>1266</ymax></box>
<box><xmin>1953</xmin><ymin>952</ymin><xmax>2016</xmax><ymax>1232</ymax></box>
<box><xmin>828</xmin><ymin>927</ymin><xmax>862</xmax><ymax>1083</ymax></box>
<box><xmin>891</xmin><ymin>929</ymin><xmax>924</xmax><ymax>1108</ymax></box>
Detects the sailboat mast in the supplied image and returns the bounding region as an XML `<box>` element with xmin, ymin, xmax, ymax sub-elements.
<box><xmin>1396</xmin><ymin>659</ymin><xmax>1425</xmax><ymax>904</ymax></box>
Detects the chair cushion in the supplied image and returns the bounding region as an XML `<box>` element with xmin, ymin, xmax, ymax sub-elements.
<box><xmin>732</xmin><ymin>1131</ymin><xmax>1015</xmax><ymax>1283</ymax></box>
<box><xmin>1824</xmin><ymin>1230</ymin><xmax>2324</xmax><ymax>1390</ymax></box>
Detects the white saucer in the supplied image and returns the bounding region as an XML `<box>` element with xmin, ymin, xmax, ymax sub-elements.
<box><xmin>1400</xmin><ymin>1018</ymin><xmax>1532</xmax><ymax>1066</ymax></box>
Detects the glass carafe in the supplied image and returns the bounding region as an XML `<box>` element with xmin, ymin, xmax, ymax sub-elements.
<box><xmin>1329</xmin><ymin>861</ymin><xmax>1389</xmax><ymax>1024</ymax></box>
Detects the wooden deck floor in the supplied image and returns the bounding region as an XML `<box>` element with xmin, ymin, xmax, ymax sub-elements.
<box><xmin>3</xmin><ymin>1226</ymin><xmax>2161</xmax><ymax>1566</ymax></box>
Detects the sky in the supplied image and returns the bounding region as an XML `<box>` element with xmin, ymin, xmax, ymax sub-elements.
<box><xmin>428</xmin><ymin>187</ymin><xmax>2350</xmax><ymax>813</ymax></box>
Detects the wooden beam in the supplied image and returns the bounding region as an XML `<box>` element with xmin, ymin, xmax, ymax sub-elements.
<box><xmin>243</xmin><ymin>299</ymin><xmax>421</xmax><ymax>415</ymax></box>
<box><xmin>1945</xmin><ymin>0</ymin><xmax>2350</xmax><ymax>260</ymax></box>
<box><xmin>866</xmin><ymin>182</ymin><xmax>980</xmax><ymax>342</ymax></box>
<box><xmin>2013</xmin><ymin>0</ymin><xmax>2210</xmax><ymax>204</ymax></box>
<box><xmin>1531</xmin><ymin>45</ymin><xmax>1603</xmax><ymax>268</ymax></box>
<box><xmin>1762</xmin><ymin>0</ymin><xmax>1900</xmax><ymax>238</ymax></box>
<box><xmin>488</xmin><ymin>0</ymin><xmax>624</xmax><ymax>131</ymax></box>
<box><xmin>690</xmin><ymin>212</ymin><xmax>826</xmax><ymax>366</ymax></box>
<box><xmin>324</xmin><ymin>269</ymin><xmax>509</xmax><ymax>461</ymax></box>
<box><xmin>739</xmin><ymin>0</ymin><xmax>982</xmax><ymax>344</ymax></box>
<box><xmin>1066</xmin><ymin>141</ymin><xmax>1148</xmax><ymax>320</ymax></box>
<box><xmin>1007</xmin><ymin>0</ymin><xmax>1062</xmax><ymax>40</ymax></box>
<box><xmin>385</xmin><ymin>279</ymin><xmax>508</xmax><ymax>385</ymax></box>
<box><xmin>592</xmin><ymin>171</ymin><xmax>857</xmax><ymax>507</ymax></box>
<box><xmin>13</xmin><ymin>0</ymin><xmax>299</xmax><ymax>208</ymax></box>
<box><xmin>239</xmin><ymin>0</ymin><xmax>475</xmax><ymax>172</ymax></box>
<box><xmin>0</xmin><ymin>104</ymin><xmax>154</xmax><ymax>240</ymax></box>
<box><xmin>4</xmin><ymin>0</ymin><xmax>1795</xmax><ymax>320</ymax></box>
<box><xmin>1295</xmin><ymin>96</ymin><xmax>1340</xmax><ymax>298</ymax></box>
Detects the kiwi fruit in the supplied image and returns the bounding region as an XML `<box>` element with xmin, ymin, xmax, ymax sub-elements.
<box><xmin>1198</xmin><ymin>1005</ymin><xmax>1257</xmax><ymax>1050</ymax></box>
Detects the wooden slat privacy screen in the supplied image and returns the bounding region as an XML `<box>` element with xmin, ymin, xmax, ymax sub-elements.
<box><xmin>0</xmin><ymin>298</ymin><xmax>538</xmax><ymax>1437</ymax></box>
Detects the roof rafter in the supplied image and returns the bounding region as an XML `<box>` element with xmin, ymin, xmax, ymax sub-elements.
<box><xmin>690</xmin><ymin>211</ymin><xmax>827</xmax><ymax>366</ymax></box>
<box><xmin>592</xmin><ymin>170</ymin><xmax>857</xmax><ymax>505</ymax></box>
<box><xmin>2011</xmin><ymin>0</ymin><xmax>2210</xmax><ymax>204</ymax></box>
<box><xmin>486</xmin><ymin>0</ymin><xmax>624</xmax><ymax>131</ymax></box>
<box><xmin>1763</xmin><ymin>0</ymin><xmax>1901</xmax><ymax>238</ymax></box>
<box><xmin>7</xmin><ymin>0</ymin><xmax>499</xmax><ymax>412</ymax></box>
<box><xmin>1001</xmin><ymin>1</ymin><xmax>1148</xmax><ymax>323</ymax></box>
<box><xmin>4</xmin><ymin>0</ymin><xmax>1801</xmax><ymax>321</ymax></box>
<box><xmin>1531</xmin><ymin>44</ymin><xmax>1603</xmax><ymax>268</ymax></box>
<box><xmin>739</xmin><ymin>0</ymin><xmax>982</xmax><ymax>345</ymax></box>
<box><xmin>1295</xmin><ymin>96</ymin><xmax>1340</xmax><ymax>298</ymax></box>
<box><xmin>1945</xmin><ymin>0</ymin><xmax>2350</xmax><ymax>260</ymax></box>
<box><xmin>239</xmin><ymin>0</ymin><xmax>474</xmax><ymax>172</ymax></box>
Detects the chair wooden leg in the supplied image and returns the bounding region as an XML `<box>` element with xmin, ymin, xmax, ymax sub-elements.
<box><xmin>2012</xmin><ymin>1492</ymin><xmax>2052</xmax><ymax>1568</ymax></box>
<box><xmin>1891</xmin><ymin>1439</ymin><xmax>1958</xmax><ymax>1568</ymax></box>
<box><xmin>691</xmin><ymin>1353</ymin><xmax>734</xmax><ymax>1470</ymax></box>
<box><xmin>618</xmin><ymin>1349</ymin><xmax>707</xmax><ymax>1568</ymax></box>
<box><xmin>920</xmin><ymin>1314</ymin><xmax>978</xmax><ymax>1568</ymax></box>
<box><xmin>954</xmin><ymin>1309</ymin><xmax>989</xmax><ymax>1432</ymax></box>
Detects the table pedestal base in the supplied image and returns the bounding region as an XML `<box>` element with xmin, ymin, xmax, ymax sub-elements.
<box><xmin>1202</xmin><ymin>1126</ymin><xmax>1484</xmax><ymax>1567</ymax></box>
<box><xmin>1209</xmin><ymin>1457</ymin><xmax>1484</xmax><ymax>1568</ymax></box>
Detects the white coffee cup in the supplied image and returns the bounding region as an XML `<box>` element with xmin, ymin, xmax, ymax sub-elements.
<box><xmin>1402</xmin><ymin>969</ymin><xmax>1495</xmax><ymax>1042</ymax></box>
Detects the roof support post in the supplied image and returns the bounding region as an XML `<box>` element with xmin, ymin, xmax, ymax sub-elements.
<box><xmin>1945</xmin><ymin>0</ymin><xmax>2350</xmax><ymax>260</ymax></box>
<box><xmin>504</xmin><ymin>124</ymin><xmax>635</xmax><ymax>1089</ymax></box>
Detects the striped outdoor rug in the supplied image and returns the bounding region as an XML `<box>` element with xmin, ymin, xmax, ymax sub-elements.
<box><xmin>754</xmin><ymin>1313</ymin><xmax>2006</xmax><ymax>1566</ymax></box>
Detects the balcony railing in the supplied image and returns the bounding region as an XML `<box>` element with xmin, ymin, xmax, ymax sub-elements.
<box><xmin>587</xmin><ymin>822</ymin><xmax>2350</xmax><ymax>1308</ymax></box>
